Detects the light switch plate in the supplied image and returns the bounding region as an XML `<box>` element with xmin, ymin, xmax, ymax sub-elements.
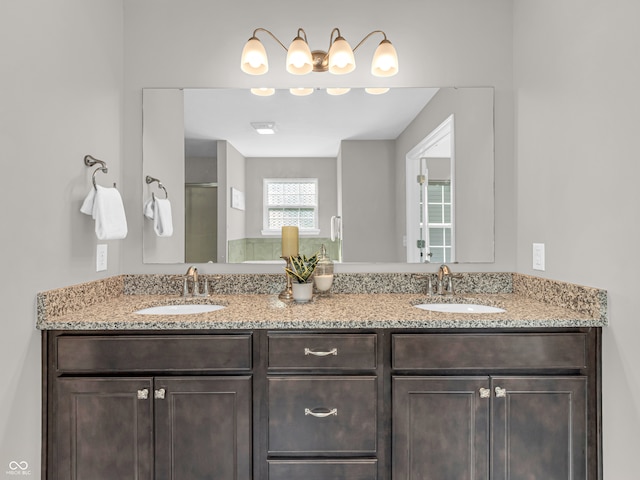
<box><xmin>532</xmin><ymin>243</ymin><xmax>545</xmax><ymax>271</ymax></box>
<box><xmin>96</xmin><ymin>244</ymin><xmax>108</xmax><ymax>272</ymax></box>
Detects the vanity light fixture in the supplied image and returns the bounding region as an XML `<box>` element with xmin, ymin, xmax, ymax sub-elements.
<box><xmin>251</xmin><ymin>122</ymin><xmax>276</xmax><ymax>134</ymax></box>
<box><xmin>250</xmin><ymin>87</ymin><xmax>275</xmax><ymax>97</ymax></box>
<box><xmin>326</xmin><ymin>87</ymin><xmax>351</xmax><ymax>96</ymax></box>
<box><xmin>241</xmin><ymin>27</ymin><xmax>399</xmax><ymax>77</ymax></box>
<box><xmin>289</xmin><ymin>87</ymin><xmax>315</xmax><ymax>96</ymax></box>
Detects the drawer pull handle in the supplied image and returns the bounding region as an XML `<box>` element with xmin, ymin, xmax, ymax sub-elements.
<box><xmin>137</xmin><ymin>388</ymin><xmax>149</xmax><ymax>400</ymax></box>
<box><xmin>154</xmin><ymin>388</ymin><xmax>166</xmax><ymax>400</ymax></box>
<box><xmin>479</xmin><ymin>388</ymin><xmax>491</xmax><ymax>398</ymax></box>
<box><xmin>304</xmin><ymin>347</ymin><xmax>338</xmax><ymax>357</ymax></box>
<box><xmin>305</xmin><ymin>408</ymin><xmax>338</xmax><ymax>418</ymax></box>
<box><xmin>495</xmin><ymin>386</ymin><xmax>507</xmax><ymax>398</ymax></box>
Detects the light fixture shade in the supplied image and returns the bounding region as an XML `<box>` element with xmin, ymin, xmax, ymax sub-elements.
<box><xmin>371</xmin><ymin>39</ymin><xmax>398</xmax><ymax>77</ymax></box>
<box><xmin>326</xmin><ymin>87</ymin><xmax>351</xmax><ymax>96</ymax></box>
<box><xmin>365</xmin><ymin>87</ymin><xmax>390</xmax><ymax>95</ymax></box>
<box><xmin>286</xmin><ymin>37</ymin><xmax>313</xmax><ymax>75</ymax></box>
<box><xmin>250</xmin><ymin>87</ymin><xmax>275</xmax><ymax>97</ymax></box>
<box><xmin>241</xmin><ymin>37</ymin><xmax>269</xmax><ymax>75</ymax></box>
<box><xmin>290</xmin><ymin>87</ymin><xmax>314</xmax><ymax>96</ymax></box>
<box><xmin>328</xmin><ymin>36</ymin><xmax>355</xmax><ymax>75</ymax></box>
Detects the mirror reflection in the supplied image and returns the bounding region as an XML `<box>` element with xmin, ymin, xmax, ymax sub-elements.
<box><xmin>142</xmin><ymin>87</ymin><xmax>494</xmax><ymax>264</ymax></box>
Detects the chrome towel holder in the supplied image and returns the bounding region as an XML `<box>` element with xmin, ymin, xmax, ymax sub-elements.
<box><xmin>84</xmin><ymin>154</ymin><xmax>115</xmax><ymax>189</ymax></box>
<box><xmin>146</xmin><ymin>175</ymin><xmax>169</xmax><ymax>199</ymax></box>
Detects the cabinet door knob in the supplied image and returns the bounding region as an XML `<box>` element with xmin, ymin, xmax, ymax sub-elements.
<box><xmin>495</xmin><ymin>386</ymin><xmax>507</xmax><ymax>398</ymax></box>
<box><xmin>304</xmin><ymin>347</ymin><xmax>338</xmax><ymax>357</ymax></box>
<box><xmin>154</xmin><ymin>388</ymin><xmax>166</xmax><ymax>400</ymax></box>
<box><xmin>479</xmin><ymin>387</ymin><xmax>491</xmax><ymax>398</ymax></box>
<box><xmin>137</xmin><ymin>388</ymin><xmax>149</xmax><ymax>400</ymax></box>
<box><xmin>304</xmin><ymin>407</ymin><xmax>338</xmax><ymax>418</ymax></box>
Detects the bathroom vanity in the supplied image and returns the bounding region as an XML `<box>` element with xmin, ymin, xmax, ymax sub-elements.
<box><xmin>38</xmin><ymin>273</ymin><xmax>606</xmax><ymax>479</ymax></box>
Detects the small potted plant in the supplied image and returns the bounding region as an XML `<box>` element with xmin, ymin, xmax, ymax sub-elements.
<box><xmin>285</xmin><ymin>253</ymin><xmax>319</xmax><ymax>303</ymax></box>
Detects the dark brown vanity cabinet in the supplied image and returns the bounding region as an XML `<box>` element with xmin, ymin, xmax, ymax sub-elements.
<box><xmin>266</xmin><ymin>333</ymin><xmax>380</xmax><ymax>480</ymax></box>
<box><xmin>391</xmin><ymin>332</ymin><xmax>599</xmax><ymax>480</ymax></box>
<box><xmin>45</xmin><ymin>333</ymin><xmax>253</xmax><ymax>480</ymax></box>
<box><xmin>43</xmin><ymin>328</ymin><xmax>601</xmax><ymax>480</ymax></box>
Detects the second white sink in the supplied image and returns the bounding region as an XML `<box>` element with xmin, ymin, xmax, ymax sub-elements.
<box><xmin>135</xmin><ymin>304</ymin><xmax>225</xmax><ymax>315</ymax></box>
<box><xmin>414</xmin><ymin>303</ymin><xmax>505</xmax><ymax>314</ymax></box>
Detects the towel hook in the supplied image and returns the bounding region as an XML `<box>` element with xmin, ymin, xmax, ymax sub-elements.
<box><xmin>84</xmin><ymin>155</ymin><xmax>112</xmax><ymax>190</ymax></box>
<box><xmin>146</xmin><ymin>175</ymin><xmax>169</xmax><ymax>199</ymax></box>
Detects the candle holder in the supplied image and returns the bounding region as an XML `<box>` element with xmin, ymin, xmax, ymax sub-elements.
<box><xmin>278</xmin><ymin>256</ymin><xmax>294</xmax><ymax>301</ymax></box>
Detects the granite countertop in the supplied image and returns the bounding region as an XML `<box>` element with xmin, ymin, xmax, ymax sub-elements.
<box><xmin>36</xmin><ymin>291</ymin><xmax>606</xmax><ymax>331</ymax></box>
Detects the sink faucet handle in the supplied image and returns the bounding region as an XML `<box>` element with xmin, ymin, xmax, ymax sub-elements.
<box><xmin>414</xmin><ymin>274</ymin><xmax>434</xmax><ymax>296</ymax></box>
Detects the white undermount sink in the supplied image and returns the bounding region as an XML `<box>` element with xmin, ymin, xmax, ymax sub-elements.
<box><xmin>135</xmin><ymin>304</ymin><xmax>225</xmax><ymax>315</ymax></box>
<box><xmin>414</xmin><ymin>303</ymin><xmax>506</xmax><ymax>314</ymax></box>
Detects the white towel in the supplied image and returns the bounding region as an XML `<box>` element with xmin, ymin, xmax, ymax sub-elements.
<box><xmin>143</xmin><ymin>198</ymin><xmax>154</xmax><ymax>219</ymax></box>
<box><xmin>80</xmin><ymin>186</ymin><xmax>128</xmax><ymax>240</ymax></box>
<box><xmin>143</xmin><ymin>196</ymin><xmax>173</xmax><ymax>237</ymax></box>
<box><xmin>80</xmin><ymin>188</ymin><xmax>95</xmax><ymax>215</ymax></box>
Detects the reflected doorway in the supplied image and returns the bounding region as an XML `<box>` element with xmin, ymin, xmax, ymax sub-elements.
<box><xmin>406</xmin><ymin>115</ymin><xmax>454</xmax><ymax>263</ymax></box>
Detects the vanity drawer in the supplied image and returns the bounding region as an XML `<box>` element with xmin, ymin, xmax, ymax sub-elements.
<box><xmin>268</xmin><ymin>333</ymin><xmax>377</xmax><ymax>370</ymax></box>
<box><xmin>268</xmin><ymin>376</ymin><xmax>377</xmax><ymax>455</ymax></box>
<box><xmin>393</xmin><ymin>332</ymin><xmax>587</xmax><ymax>370</ymax></box>
<box><xmin>55</xmin><ymin>334</ymin><xmax>252</xmax><ymax>373</ymax></box>
<box><xmin>268</xmin><ymin>459</ymin><xmax>377</xmax><ymax>480</ymax></box>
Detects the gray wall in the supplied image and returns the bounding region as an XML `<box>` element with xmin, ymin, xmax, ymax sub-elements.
<box><xmin>142</xmin><ymin>88</ymin><xmax>185</xmax><ymax>263</ymax></box>
<box><xmin>513</xmin><ymin>0</ymin><xmax>640</xmax><ymax>476</ymax></box>
<box><xmin>396</xmin><ymin>87</ymin><xmax>495</xmax><ymax>263</ymax></box>
<box><xmin>341</xmin><ymin>140</ymin><xmax>398</xmax><ymax>262</ymax></box>
<box><xmin>224</xmin><ymin>142</ymin><xmax>246</xmax><ymax>244</ymax></box>
<box><xmin>0</xmin><ymin>0</ymin><xmax>124</xmax><ymax>472</ymax></box>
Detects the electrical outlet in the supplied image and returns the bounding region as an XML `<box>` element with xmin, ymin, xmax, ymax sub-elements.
<box><xmin>532</xmin><ymin>243</ymin><xmax>545</xmax><ymax>271</ymax></box>
<box><xmin>96</xmin><ymin>244</ymin><xmax>108</xmax><ymax>272</ymax></box>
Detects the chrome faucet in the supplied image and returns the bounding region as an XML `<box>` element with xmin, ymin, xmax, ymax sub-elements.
<box><xmin>182</xmin><ymin>266</ymin><xmax>206</xmax><ymax>297</ymax></box>
<box><xmin>436</xmin><ymin>264</ymin><xmax>462</xmax><ymax>295</ymax></box>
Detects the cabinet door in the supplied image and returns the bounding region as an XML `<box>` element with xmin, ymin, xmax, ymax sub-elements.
<box><xmin>54</xmin><ymin>377</ymin><xmax>153</xmax><ymax>480</ymax></box>
<box><xmin>154</xmin><ymin>376</ymin><xmax>252</xmax><ymax>480</ymax></box>
<box><xmin>491</xmin><ymin>376</ymin><xmax>587</xmax><ymax>480</ymax></box>
<box><xmin>393</xmin><ymin>376</ymin><xmax>490</xmax><ymax>480</ymax></box>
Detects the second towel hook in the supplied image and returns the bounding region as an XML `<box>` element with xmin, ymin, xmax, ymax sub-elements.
<box><xmin>146</xmin><ymin>175</ymin><xmax>169</xmax><ymax>199</ymax></box>
<box><xmin>84</xmin><ymin>155</ymin><xmax>113</xmax><ymax>190</ymax></box>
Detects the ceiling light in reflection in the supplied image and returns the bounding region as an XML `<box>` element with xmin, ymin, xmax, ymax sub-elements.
<box><xmin>365</xmin><ymin>87</ymin><xmax>390</xmax><ymax>95</ymax></box>
<box><xmin>326</xmin><ymin>87</ymin><xmax>351</xmax><ymax>96</ymax></box>
<box><xmin>290</xmin><ymin>87</ymin><xmax>314</xmax><ymax>96</ymax></box>
<box><xmin>250</xmin><ymin>87</ymin><xmax>275</xmax><ymax>97</ymax></box>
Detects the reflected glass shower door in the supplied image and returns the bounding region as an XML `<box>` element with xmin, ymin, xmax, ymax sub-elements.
<box><xmin>185</xmin><ymin>184</ymin><xmax>218</xmax><ymax>263</ymax></box>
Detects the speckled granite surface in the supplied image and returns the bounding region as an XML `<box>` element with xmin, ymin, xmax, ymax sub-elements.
<box><xmin>36</xmin><ymin>272</ymin><xmax>607</xmax><ymax>330</ymax></box>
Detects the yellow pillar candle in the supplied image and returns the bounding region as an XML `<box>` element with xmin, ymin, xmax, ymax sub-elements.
<box><xmin>281</xmin><ymin>226</ymin><xmax>299</xmax><ymax>258</ymax></box>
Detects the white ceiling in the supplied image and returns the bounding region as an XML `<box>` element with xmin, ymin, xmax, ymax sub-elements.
<box><xmin>184</xmin><ymin>87</ymin><xmax>439</xmax><ymax>158</ymax></box>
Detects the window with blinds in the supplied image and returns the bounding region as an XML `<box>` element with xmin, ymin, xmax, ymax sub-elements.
<box><xmin>263</xmin><ymin>179</ymin><xmax>319</xmax><ymax>234</ymax></box>
<box><xmin>427</xmin><ymin>181</ymin><xmax>452</xmax><ymax>263</ymax></box>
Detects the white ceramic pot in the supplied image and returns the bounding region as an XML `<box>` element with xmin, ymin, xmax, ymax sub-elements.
<box><xmin>291</xmin><ymin>282</ymin><xmax>314</xmax><ymax>303</ymax></box>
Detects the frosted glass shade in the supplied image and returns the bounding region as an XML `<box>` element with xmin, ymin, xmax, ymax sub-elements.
<box><xmin>286</xmin><ymin>37</ymin><xmax>313</xmax><ymax>75</ymax></box>
<box><xmin>371</xmin><ymin>40</ymin><xmax>398</xmax><ymax>77</ymax></box>
<box><xmin>250</xmin><ymin>87</ymin><xmax>275</xmax><ymax>96</ymax></box>
<box><xmin>290</xmin><ymin>87</ymin><xmax>314</xmax><ymax>96</ymax></box>
<box><xmin>241</xmin><ymin>37</ymin><xmax>269</xmax><ymax>75</ymax></box>
<box><xmin>328</xmin><ymin>37</ymin><xmax>355</xmax><ymax>75</ymax></box>
<box><xmin>326</xmin><ymin>87</ymin><xmax>351</xmax><ymax>96</ymax></box>
<box><xmin>365</xmin><ymin>87</ymin><xmax>390</xmax><ymax>95</ymax></box>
